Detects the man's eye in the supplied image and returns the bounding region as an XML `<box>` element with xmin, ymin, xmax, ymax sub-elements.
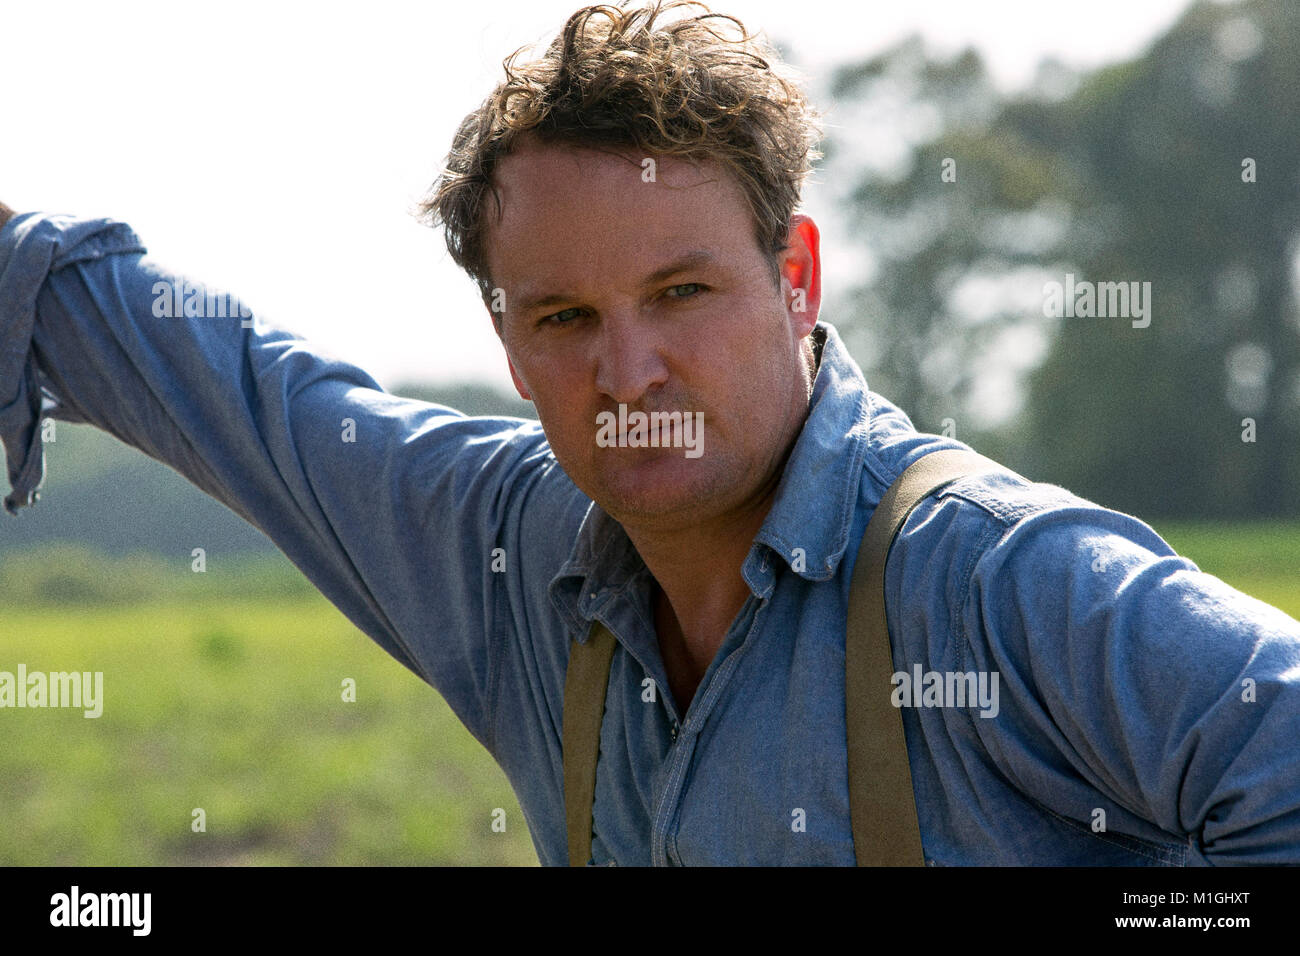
<box><xmin>543</xmin><ymin>307</ymin><xmax>583</xmax><ymax>325</ymax></box>
<box><xmin>665</xmin><ymin>283</ymin><xmax>704</xmax><ymax>299</ymax></box>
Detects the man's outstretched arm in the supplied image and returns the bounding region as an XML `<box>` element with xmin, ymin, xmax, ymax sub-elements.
<box><xmin>0</xmin><ymin>207</ymin><xmax>578</xmax><ymax>752</ymax></box>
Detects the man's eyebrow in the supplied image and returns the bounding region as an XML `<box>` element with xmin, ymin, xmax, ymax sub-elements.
<box><xmin>642</xmin><ymin>250</ymin><xmax>717</xmax><ymax>286</ymax></box>
<box><xmin>514</xmin><ymin>250</ymin><xmax>718</xmax><ymax>312</ymax></box>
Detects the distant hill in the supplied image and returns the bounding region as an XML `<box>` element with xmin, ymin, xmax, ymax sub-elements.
<box><xmin>0</xmin><ymin>382</ymin><xmax>537</xmax><ymax>563</ymax></box>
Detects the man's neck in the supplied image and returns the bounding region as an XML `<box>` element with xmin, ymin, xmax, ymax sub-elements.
<box><xmin>632</xmin><ymin>489</ymin><xmax>774</xmax><ymax>642</ymax></box>
<box><xmin>631</xmin><ymin>488</ymin><xmax>777</xmax><ymax>714</ymax></box>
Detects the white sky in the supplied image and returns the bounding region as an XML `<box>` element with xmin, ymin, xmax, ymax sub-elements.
<box><xmin>1</xmin><ymin>0</ymin><xmax>1207</xmax><ymax>393</ymax></box>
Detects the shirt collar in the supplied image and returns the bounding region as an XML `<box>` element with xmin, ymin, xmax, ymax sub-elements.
<box><xmin>548</xmin><ymin>320</ymin><xmax>874</xmax><ymax>638</ymax></box>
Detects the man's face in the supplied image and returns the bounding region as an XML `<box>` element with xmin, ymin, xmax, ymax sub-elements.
<box><xmin>484</xmin><ymin>137</ymin><xmax>821</xmax><ymax>533</ymax></box>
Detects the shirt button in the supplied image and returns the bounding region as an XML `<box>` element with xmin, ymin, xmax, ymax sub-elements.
<box><xmin>670</xmin><ymin>724</ymin><xmax>678</xmax><ymax>740</ymax></box>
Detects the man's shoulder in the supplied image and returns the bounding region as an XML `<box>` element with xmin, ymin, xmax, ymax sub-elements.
<box><xmin>860</xmin><ymin>395</ymin><xmax>1181</xmax><ymax>611</ymax></box>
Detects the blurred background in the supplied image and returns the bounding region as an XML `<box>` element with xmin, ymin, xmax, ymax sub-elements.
<box><xmin>1</xmin><ymin>0</ymin><xmax>1297</xmax><ymax>865</ymax></box>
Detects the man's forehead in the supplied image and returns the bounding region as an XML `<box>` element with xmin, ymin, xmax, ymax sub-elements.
<box><xmin>485</xmin><ymin>138</ymin><xmax>756</xmax><ymax>290</ymax></box>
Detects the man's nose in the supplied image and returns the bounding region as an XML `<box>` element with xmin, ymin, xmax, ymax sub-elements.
<box><xmin>592</xmin><ymin>314</ymin><xmax>670</xmax><ymax>405</ymax></box>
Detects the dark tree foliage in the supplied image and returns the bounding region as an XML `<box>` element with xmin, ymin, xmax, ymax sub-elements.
<box><xmin>826</xmin><ymin>0</ymin><xmax>1300</xmax><ymax>518</ymax></box>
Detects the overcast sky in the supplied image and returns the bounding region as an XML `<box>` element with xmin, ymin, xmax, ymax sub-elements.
<box><xmin>2</xmin><ymin>0</ymin><xmax>1209</xmax><ymax>393</ymax></box>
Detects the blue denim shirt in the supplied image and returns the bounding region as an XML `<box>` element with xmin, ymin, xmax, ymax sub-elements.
<box><xmin>4</xmin><ymin>213</ymin><xmax>1300</xmax><ymax>865</ymax></box>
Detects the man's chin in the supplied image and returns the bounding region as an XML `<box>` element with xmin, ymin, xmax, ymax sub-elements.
<box><xmin>587</xmin><ymin>454</ymin><xmax>722</xmax><ymax>525</ymax></box>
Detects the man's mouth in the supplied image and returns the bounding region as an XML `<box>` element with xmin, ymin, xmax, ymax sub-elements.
<box><xmin>594</xmin><ymin>404</ymin><xmax>706</xmax><ymax>459</ymax></box>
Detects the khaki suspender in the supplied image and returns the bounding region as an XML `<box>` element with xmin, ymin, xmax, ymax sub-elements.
<box><xmin>563</xmin><ymin>448</ymin><xmax>1003</xmax><ymax>865</ymax></box>
<box><xmin>563</xmin><ymin>618</ymin><xmax>618</xmax><ymax>868</ymax></box>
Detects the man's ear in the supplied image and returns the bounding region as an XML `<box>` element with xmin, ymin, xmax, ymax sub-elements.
<box><xmin>506</xmin><ymin>355</ymin><xmax>532</xmax><ymax>402</ymax></box>
<box><xmin>778</xmin><ymin>214</ymin><xmax>822</xmax><ymax>339</ymax></box>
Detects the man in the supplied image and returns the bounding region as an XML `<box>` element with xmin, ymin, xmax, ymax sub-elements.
<box><xmin>3</xmin><ymin>1</ymin><xmax>1299</xmax><ymax>866</ymax></box>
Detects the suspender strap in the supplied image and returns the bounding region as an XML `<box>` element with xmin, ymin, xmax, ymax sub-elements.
<box><xmin>564</xmin><ymin>621</ymin><xmax>617</xmax><ymax>866</ymax></box>
<box><xmin>563</xmin><ymin>446</ymin><xmax>1004</xmax><ymax>866</ymax></box>
<box><xmin>847</xmin><ymin>448</ymin><xmax>1002</xmax><ymax>865</ymax></box>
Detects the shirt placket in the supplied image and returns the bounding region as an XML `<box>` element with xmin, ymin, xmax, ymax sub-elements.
<box><xmin>649</xmin><ymin>593</ymin><xmax>767</xmax><ymax>866</ymax></box>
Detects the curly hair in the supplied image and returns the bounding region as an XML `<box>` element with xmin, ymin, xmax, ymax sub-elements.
<box><xmin>418</xmin><ymin>0</ymin><xmax>823</xmax><ymax>312</ymax></box>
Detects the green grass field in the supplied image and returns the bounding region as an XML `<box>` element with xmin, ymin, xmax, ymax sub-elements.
<box><xmin>1154</xmin><ymin>521</ymin><xmax>1300</xmax><ymax>618</ymax></box>
<box><xmin>0</xmin><ymin>596</ymin><xmax>537</xmax><ymax>866</ymax></box>
<box><xmin>0</xmin><ymin>523</ymin><xmax>1295</xmax><ymax>866</ymax></box>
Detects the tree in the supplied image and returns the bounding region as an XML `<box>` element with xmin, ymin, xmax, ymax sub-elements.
<box><xmin>826</xmin><ymin>0</ymin><xmax>1300</xmax><ymax>518</ymax></box>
